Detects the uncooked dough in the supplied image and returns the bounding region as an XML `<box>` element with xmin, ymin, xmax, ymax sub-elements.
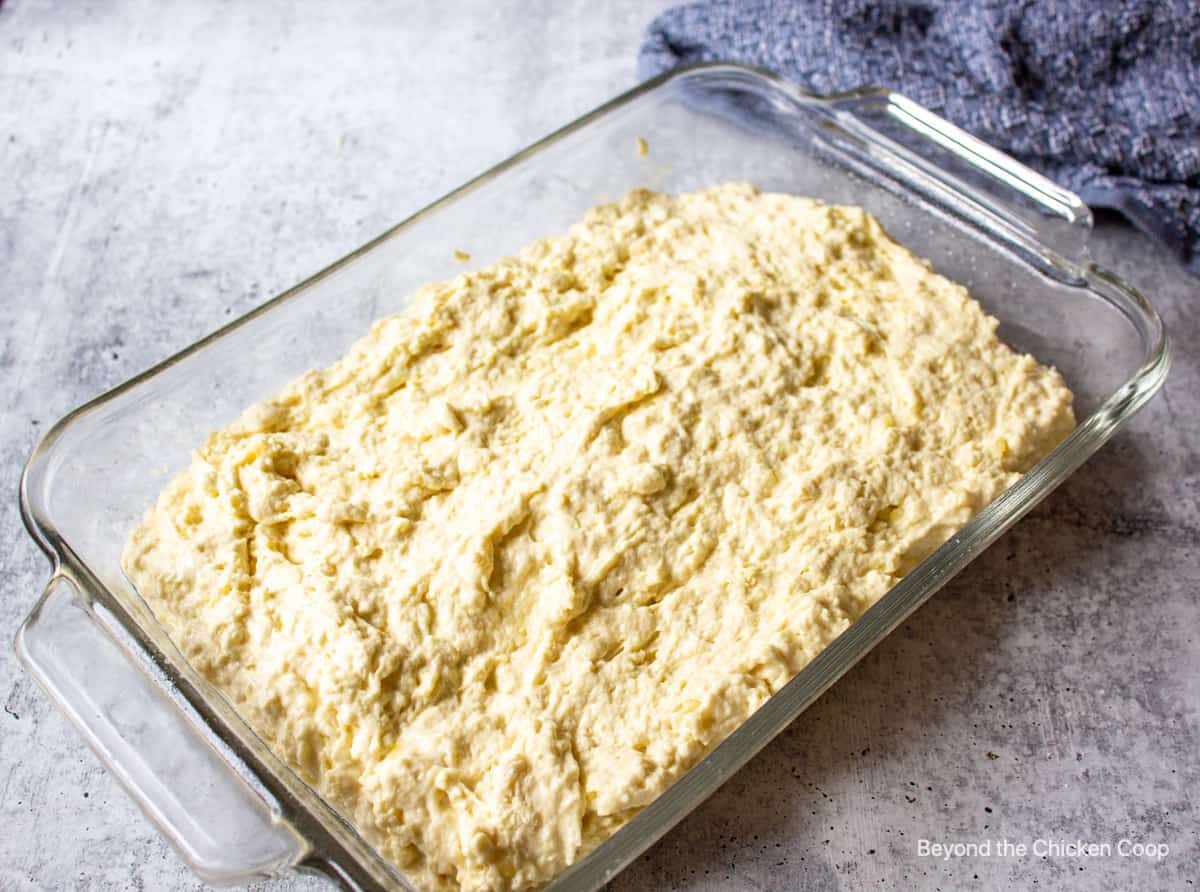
<box><xmin>124</xmin><ymin>184</ymin><xmax>1075</xmax><ymax>891</ymax></box>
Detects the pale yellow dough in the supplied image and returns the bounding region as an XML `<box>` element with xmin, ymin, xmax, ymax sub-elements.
<box><xmin>124</xmin><ymin>185</ymin><xmax>1074</xmax><ymax>891</ymax></box>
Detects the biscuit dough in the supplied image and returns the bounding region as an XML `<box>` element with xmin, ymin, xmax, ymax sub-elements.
<box><xmin>124</xmin><ymin>185</ymin><xmax>1075</xmax><ymax>891</ymax></box>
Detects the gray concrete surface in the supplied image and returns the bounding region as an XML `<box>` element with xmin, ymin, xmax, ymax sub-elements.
<box><xmin>2</xmin><ymin>1</ymin><xmax>1197</xmax><ymax>890</ymax></box>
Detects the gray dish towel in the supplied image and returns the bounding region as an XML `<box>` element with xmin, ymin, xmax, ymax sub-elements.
<box><xmin>639</xmin><ymin>0</ymin><xmax>1200</xmax><ymax>272</ymax></box>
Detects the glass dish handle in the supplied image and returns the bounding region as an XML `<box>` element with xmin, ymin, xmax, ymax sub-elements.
<box><xmin>822</xmin><ymin>90</ymin><xmax>1094</xmax><ymax>267</ymax></box>
<box><xmin>15</xmin><ymin>574</ymin><xmax>310</xmax><ymax>884</ymax></box>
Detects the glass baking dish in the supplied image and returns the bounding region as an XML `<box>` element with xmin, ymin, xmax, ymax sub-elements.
<box><xmin>16</xmin><ymin>63</ymin><xmax>1168</xmax><ymax>891</ymax></box>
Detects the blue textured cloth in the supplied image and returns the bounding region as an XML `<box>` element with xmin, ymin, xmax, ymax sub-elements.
<box><xmin>639</xmin><ymin>0</ymin><xmax>1200</xmax><ymax>271</ymax></box>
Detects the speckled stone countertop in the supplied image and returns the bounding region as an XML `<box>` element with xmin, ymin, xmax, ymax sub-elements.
<box><xmin>2</xmin><ymin>2</ymin><xmax>1197</xmax><ymax>890</ymax></box>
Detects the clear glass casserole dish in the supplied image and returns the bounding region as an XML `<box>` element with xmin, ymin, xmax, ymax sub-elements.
<box><xmin>16</xmin><ymin>63</ymin><xmax>1169</xmax><ymax>891</ymax></box>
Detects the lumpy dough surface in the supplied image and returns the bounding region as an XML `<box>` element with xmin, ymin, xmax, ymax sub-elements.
<box><xmin>124</xmin><ymin>184</ymin><xmax>1075</xmax><ymax>891</ymax></box>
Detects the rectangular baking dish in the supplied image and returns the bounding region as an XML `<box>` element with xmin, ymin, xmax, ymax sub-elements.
<box><xmin>16</xmin><ymin>63</ymin><xmax>1168</xmax><ymax>891</ymax></box>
